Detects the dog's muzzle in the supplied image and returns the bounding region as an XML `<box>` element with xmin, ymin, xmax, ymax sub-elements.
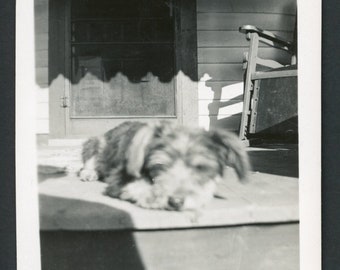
<box><xmin>168</xmin><ymin>196</ymin><xmax>185</xmax><ymax>210</ymax></box>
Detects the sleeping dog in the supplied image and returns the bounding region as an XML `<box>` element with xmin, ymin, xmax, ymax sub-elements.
<box><xmin>79</xmin><ymin>121</ymin><xmax>250</xmax><ymax>211</ymax></box>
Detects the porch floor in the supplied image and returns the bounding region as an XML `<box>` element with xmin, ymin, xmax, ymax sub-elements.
<box><xmin>38</xmin><ymin>142</ymin><xmax>299</xmax><ymax>270</ymax></box>
<box><xmin>37</xmin><ymin>142</ymin><xmax>299</xmax><ymax>231</ymax></box>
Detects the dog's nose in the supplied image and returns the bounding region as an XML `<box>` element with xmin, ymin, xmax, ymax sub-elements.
<box><xmin>168</xmin><ymin>196</ymin><xmax>185</xmax><ymax>210</ymax></box>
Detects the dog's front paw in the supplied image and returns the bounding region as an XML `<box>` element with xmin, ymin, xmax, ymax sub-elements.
<box><xmin>135</xmin><ymin>195</ymin><xmax>168</xmax><ymax>210</ymax></box>
<box><xmin>118</xmin><ymin>180</ymin><xmax>152</xmax><ymax>202</ymax></box>
<box><xmin>110</xmin><ymin>180</ymin><xmax>165</xmax><ymax>209</ymax></box>
<box><xmin>79</xmin><ymin>169</ymin><xmax>99</xmax><ymax>182</ymax></box>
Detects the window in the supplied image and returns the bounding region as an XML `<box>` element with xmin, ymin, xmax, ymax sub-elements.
<box><xmin>70</xmin><ymin>0</ymin><xmax>176</xmax><ymax>117</ymax></box>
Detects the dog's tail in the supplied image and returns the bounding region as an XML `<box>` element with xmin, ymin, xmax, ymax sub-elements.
<box><xmin>209</xmin><ymin>129</ymin><xmax>250</xmax><ymax>182</ymax></box>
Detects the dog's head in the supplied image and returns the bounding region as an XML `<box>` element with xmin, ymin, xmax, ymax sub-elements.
<box><xmin>125</xmin><ymin>121</ymin><xmax>250</xmax><ymax>211</ymax></box>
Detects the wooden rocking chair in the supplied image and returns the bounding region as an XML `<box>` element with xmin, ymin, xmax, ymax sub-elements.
<box><xmin>238</xmin><ymin>25</ymin><xmax>298</xmax><ymax>143</ymax></box>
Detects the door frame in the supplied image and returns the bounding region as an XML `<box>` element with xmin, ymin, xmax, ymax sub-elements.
<box><xmin>49</xmin><ymin>0</ymin><xmax>198</xmax><ymax>138</ymax></box>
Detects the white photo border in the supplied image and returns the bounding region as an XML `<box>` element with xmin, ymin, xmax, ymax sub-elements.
<box><xmin>15</xmin><ymin>0</ymin><xmax>321</xmax><ymax>269</ymax></box>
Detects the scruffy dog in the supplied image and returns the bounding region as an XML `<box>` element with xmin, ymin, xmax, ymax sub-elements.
<box><xmin>79</xmin><ymin>121</ymin><xmax>250</xmax><ymax>211</ymax></box>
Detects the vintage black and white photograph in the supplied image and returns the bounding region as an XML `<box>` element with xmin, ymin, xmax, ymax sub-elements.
<box><xmin>15</xmin><ymin>0</ymin><xmax>321</xmax><ymax>269</ymax></box>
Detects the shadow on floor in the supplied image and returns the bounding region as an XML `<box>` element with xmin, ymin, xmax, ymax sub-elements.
<box><xmin>41</xmin><ymin>230</ymin><xmax>146</xmax><ymax>270</ymax></box>
<box><xmin>39</xmin><ymin>194</ymin><xmax>145</xmax><ymax>270</ymax></box>
<box><xmin>38</xmin><ymin>165</ymin><xmax>69</xmax><ymax>183</ymax></box>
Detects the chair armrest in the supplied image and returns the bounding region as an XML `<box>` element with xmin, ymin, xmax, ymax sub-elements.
<box><xmin>239</xmin><ymin>25</ymin><xmax>294</xmax><ymax>51</ymax></box>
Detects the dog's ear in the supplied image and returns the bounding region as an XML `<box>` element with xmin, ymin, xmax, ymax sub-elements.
<box><xmin>126</xmin><ymin>121</ymin><xmax>173</xmax><ymax>178</ymax></box>
<box><xmin>125</xmin><ymin>124</ymin><xmax>156</xmax><ymax>178</ymax></box>
<box><xmin>209</xmin><ymin>129</ymin><xmax>250</xmax><ymax>181</ymax></box>
<box><xmin>153</xmin><ymin>120</ymin><xmax>176</xmax><ymax>137</ymax></box>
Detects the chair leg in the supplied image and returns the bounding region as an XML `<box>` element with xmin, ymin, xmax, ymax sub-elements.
<box><xmin>239</xmin><ymin>32</ymin><xmax>259</xmax><ymax>140</ymax></box>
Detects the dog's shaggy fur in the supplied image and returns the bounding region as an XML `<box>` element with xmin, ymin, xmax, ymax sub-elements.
<box><xmin>79</xmin><ymin>121</ymin><xmax>250</xmax><ymax>211</ymax></box>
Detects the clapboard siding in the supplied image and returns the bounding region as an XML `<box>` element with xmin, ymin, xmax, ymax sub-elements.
<box><xmin>197</xmin><ymin>13</ymin><xmax>296</xmax><ymax>31</ymax></box>
<box><xmin>198</xmin><ymin>30</ymin><xmax>294</xmax><ymax>48</ymax></box>
<box><xmin>35</xmin><ymin>34</ymin><xmax>48</xmax><ymax>50</ymax></box>
<box><xmin>198</xmin><ymin>47</ymin><xmax>292</xmax><ymax>65</ymax></box>
<box><xmin>35</xmin><ymin>3</ymin><xmax>49</xmax><ymax>20</ymax></box>
<box><xmin>199</xmin><ymin>114</ymin><xmax>241</xmax><ymax>132</ymax></box>
<box><xmin>197</xmin><ymin>0</ymin><xmax>296</xmax><ymax>14</ymax></box>
<box><xmin>199</xmin><ymin>81</ymin><xmax>243</xmax><ymax>100</ymax></box>
<box><xmin>199</xmin><ymin>100</ymin><xmax>243</xmax><ymax>115</ymax></box>
<box><xmin>35</xmin><ymin>0</ymin><xmax>49</xmax><ymax>134</ymax></box>
<box><xmin>36</xmin><ymin>50</ymin><xmax>48</xmax><ymax>67</ymax></box>
<box><xmin>198</xmin><ymin>64</ymin><xmax>244</xmax><ymax>81</ymax></box>
<box><xmin>196</xmin><ymin>0</ymin><xmax>297</xmax><ymax>130</ymax></box>
<box><xmin>36</xmin><ymin>87</ymin><xmax>49</xmax><ymax>103</ymax></box>
<box><xmin>35</xmin><ymin>18</ymin><xmax>49</xmax><ymax>33</ymax></box>
<box><xmin>37</xmin><ymin>103</ymin><xmax>49</xmax><ymax>119</ymax></box>
<box><xmin>36</xmin><ymin>67</ymin><xmax>49</xmax><ymax>86</ymax></box>
<box><xmin>35</xmin><ymin>0</ymin><xmax>49</xmax><ymax>69</ymax></box>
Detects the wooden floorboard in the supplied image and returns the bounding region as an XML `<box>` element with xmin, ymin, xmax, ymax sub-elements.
<box><xmin>41</xmin><ymin>223</ymin><xmax>299</xmax><ymax>270</ymax></box>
